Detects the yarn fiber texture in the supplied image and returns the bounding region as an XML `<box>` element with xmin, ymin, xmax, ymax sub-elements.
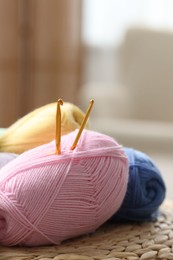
<box><xmin>0</xmin><ymin>102</ymin><xmax>89</xmax><ymax>154</ymax></box>
<box><xmin>0</xmin><ymin>129</ymin><xmax>129</xmax><ymax>246</ymax></box>
<box><xmin>111</xmin><ymin>148</ymin><xmax>166</xmax><ymax>222</ymax></box>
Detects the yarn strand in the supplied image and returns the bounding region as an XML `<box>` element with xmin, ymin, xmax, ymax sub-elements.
<box><xmin>71</xmin><ymin>99</ymin><xmax>94</xmax><ymax>150</ymax></box>
<box><xmin>56</xmin><ymin>99</ymin><xmax>63</xmax><ymax>155</ymax></box>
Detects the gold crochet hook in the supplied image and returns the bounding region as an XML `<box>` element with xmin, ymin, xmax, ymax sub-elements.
<box><xmin>56</xmin><ymin>98</ymin><xmax>63</xmax><ymax>155</ymax></box>
<box><xmin>71</xmin><ymin>99</ymin><xmax>94</xmax><ymax>150</ymax></box>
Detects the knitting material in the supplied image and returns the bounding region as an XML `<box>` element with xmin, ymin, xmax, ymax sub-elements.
<box><xmin>0</xmin><ymin>153</ymin><xmax>17</xmax><ymax>169</ymax></box>
<box><xmin>111</xmin><ymin>147</ymin><xmax>166</xmax><ymax>222</ymax></box>
<box><xmin>0</xmin><ymin>102</ymin><xmax>89</xmax><ymax>154</ymax></box>
<box><xmin>0</xmin><ymin>129</ymin><xmax>129</xmax><ymax>246</ymax></box>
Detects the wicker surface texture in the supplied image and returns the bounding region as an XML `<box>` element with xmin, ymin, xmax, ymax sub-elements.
<box><xmin>0</xmin><ymin>200</ymin><xmax>173</xmax><ymax>260</ymax></box>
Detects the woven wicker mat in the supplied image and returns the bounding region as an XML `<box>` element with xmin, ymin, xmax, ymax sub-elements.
<box><xmin>0</xmin><ymin>200</ymin><xmax>173</xmax><ymax>260</ymax></box>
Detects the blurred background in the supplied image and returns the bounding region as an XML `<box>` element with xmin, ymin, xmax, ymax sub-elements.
<box><xmin>0</xmin><ymin>0</ymin><xmax>173</xmax><ymax>196</ymax></box>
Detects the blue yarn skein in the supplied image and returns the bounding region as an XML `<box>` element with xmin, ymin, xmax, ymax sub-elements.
<box><xmin>111</xmin><ymin>148</ymin><xmax>166</xmax><ymax>222</ymax></box>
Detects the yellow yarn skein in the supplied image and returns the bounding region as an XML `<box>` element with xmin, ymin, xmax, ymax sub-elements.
<box><xmin>0</xmin><ymin>102</ymin><xmax>89</xmax><ymax>154</ymax></box>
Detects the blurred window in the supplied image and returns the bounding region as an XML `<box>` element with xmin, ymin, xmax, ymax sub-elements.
<box><xmin>82</xmin><ymin>0</ymin><xmax>173</xmax><ymax>47</ymax></box>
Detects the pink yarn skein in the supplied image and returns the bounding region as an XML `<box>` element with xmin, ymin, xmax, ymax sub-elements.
<box><xmin>0</xmin><ymin>130</ymin><xmax>129</xmax><ymax>246</ymax></box>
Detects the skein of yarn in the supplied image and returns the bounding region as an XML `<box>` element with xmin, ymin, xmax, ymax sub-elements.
<box><xmin>111</xmin><ymin>148</ymin><xmax>166</xmax><ymax>222</ymax></box>
<box><xmin>0</xmin><ymin>129</ymin><xmax>129</xmax><ymax>246</ymax></box>
<box><xmin>0</xmin><ymin>102</ymin><xmax>89</xmax><ymax>154</ymax></box>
